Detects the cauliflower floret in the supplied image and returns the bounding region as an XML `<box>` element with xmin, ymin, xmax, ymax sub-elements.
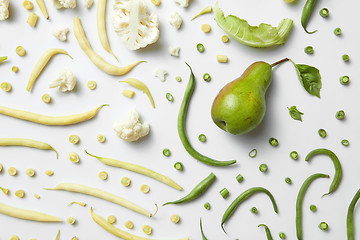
<box><xmin>84</xmin><ymin>0</ymin><xmax>93</xmax><ymax>8</ymax></box>
<box><xmin>52</xmin><ymin>26</ymin><xmax>70</xmax><ymax>41</ymax></box>
<box><xmin>168</xmin><ymin>46</ymin><xmax>180</xmax><ymax>57</ymax></box>
<box><xmin>173</xmin><ymin>0</ymin><xmax>188</xmax><ymax>7</ymax></box>
<box><xmin>169</xmin><ymin>11</ymin><xmax>182</xmax><ymax>29</ymax></box>
<box><xmin>49</xmin><ymin>70</ymin><xmax>77</xmax><ymax>92</ymax></box>
<box><xmin>112</xmin><ymin>0</ymin><xmax>160</xmax><ymax>50</ymax></box>
<box><xmin>59</xmin><ymin>0</ymin><xmax>76</xmax><ymax>8</ymax></box>
<box><xmin>113</xmin><ymin>109</ymin><xmax>150</xmax><ymax>142</ymax></box>
<box><xmin>0</xmin><ymin>0</ymin><xmax>10</xmax><ymax>21</ymax></box>
<box><xmin>154</xmin><ymin>68</ymin><xmax>167</xmax><ymax>81</ymax></box>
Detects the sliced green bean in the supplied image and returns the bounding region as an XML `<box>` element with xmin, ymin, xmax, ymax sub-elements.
<box><xmin>258</xmin><ymin>224</ymin><xmax>273</xmax><ymax>240</ymax></box>
<box><xmin>0</xmin><ymin>56</ymin><xmax>8</xmax><ymax>63</ymax></box>
<box><xmin>221</xmin><ymin>187</ymin><xmax>278</xmax><ymax>233</ymax></box>
<box><xmin>296</xmin><ymin>173</ymin><xmax>329</xmax><ymax>240</ymax></box>
<box><xmin>200</xmin><ymin>218</ymin><xmax>208</xmax><ymax>240</ymax></box>
<box><xmin>305</xmin><ymin>148</ymin><xmax>342</xmax><ymax>196</ymax></box>
<box><xmin>177</xmin><ymin>63</ymin><xmax>236</xmax><ymax>166</ymax></box>
<box><xmin>301</xmin><ymin>0</ymin><xmax>318</xmax><ymax>34</ymax></box>
<box><xmin>347</xmin><ymin>188</ymin><xmax>360</xmax><ymax>240</ymax></box>
<box><xmin>163</xmin><ymin>172</ymin><xmax>216</xmax><ymax>205</ymax></box>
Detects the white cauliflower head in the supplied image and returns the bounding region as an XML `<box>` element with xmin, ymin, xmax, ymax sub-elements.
<box><xmin>0</xmin><ymin>0</ymin><xmax>10</xmax><ymax>21</ymax></box>
<box><xmin>154</xmin><ymin>68</ymin><xmax>167</xmax><ymax>81</ymax></box>
<box><xmin>52</xmin><ymin>26</ymin><xmax>70</xmax><ymax>41</ymax></box>
<box><xmin>59</xmin><ymin>0</ymin><xmax>77</xmax><ymax>8</ymax></box>
<box><xmin>173</xmin><ymin>0</ymin><xmax>189</xmax><ymax>7</ymax></box>
<box><xmin>113</xmin><ymin>109</ymin><xmax>150</xmax><ymax>142</ymax></box>
<box><xmin>169</xmin><ymin>11</ymin><xmax>182</xmax><ymax>29</ymax></box>
<box><xmin>84</xmin><ymin>0</ymin><xmax>93</xmax><ymax>8</ymax></box>
<box><xmin>168</xmin><ymin>46</ymin><xmax>180</xmax><ymax>57</ymax></box>
<box><xmin>49</xmin><ymin>70</ymin><xmax>77</xmax><ymax>92</ymax></box>
<box><xmin>111</xmin><ymin>0</ymin><xmax>159</xmax><ymax>50</ymax></box>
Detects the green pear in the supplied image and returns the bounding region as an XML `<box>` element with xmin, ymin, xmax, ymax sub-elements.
<box><xmin>211</xmin><ymin>59</ymin><xmax>288</xmax><ymax>135</ymax></box>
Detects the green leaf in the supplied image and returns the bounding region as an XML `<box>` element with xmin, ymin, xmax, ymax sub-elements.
<box><xmin>287</xmin><ymin>106</ymin><xmax>304</xmax><ymax>121</ymax></box>
<box><xmin>291</xmin><ymin>61</ymin><xmax>322</xmax><ymax>98</ymax></box>
<box><xmin>213</xmin><ymin>2</ymin><xmax>293</xmax><ymax>48</ymax></box>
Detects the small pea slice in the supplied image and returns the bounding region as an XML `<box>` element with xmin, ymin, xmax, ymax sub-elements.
<box><xmin>201</xmin><ymin>24</ymin><xmax>211</xmax><ymax>33</ymax></box>
<box><xmin>140</xmin><ymin>184</ymin><xmax>150</xmax><ymax>193</ymax></box>
<box><xmin>12</xmin><ymin>66</ymin><xmax>19</xmax><ymax>73</ymax></box>
<box><xmin>121</xmin><ymin>177</ymin><xmax>131</xmax><ymax>186</ymax></box>
<box><xmin>97</xmin><ymin>134</ymin><xmax>106</xmax><ymax>143</ymax></box>
<box><xmin>259</xmin><ymin>163</ymin><xmax>268</xmax><ymax>173</ymax></box>
<box><xmin>221</xmin><ymin>35</ymin><xmax>229</xmax><ymax>43</ymax></box>
<box><xmin>87</xmin><ymin>80</ymin><xmax>97</xmax><ymax>90</ymax></box>
<box><xmin>174</xmin><ymin>162</ymin><xmax>183</xmax><ymax>171</ymax></box>
<box><xmin>197</xmin><ymin>43</ymin><xmax>205</xmax><ymax>53</ymax></box>
<box><xmin>34</xmin><ymin>194</ymin><xmax>40</xmax><ymax>199</ymax></box>
<box><xmin>162</xmin><ymin>148</ymin><xmax>171</xmax><ymax>157</ymax></box>
<box><xmin>203</xmin><ymin>73</ymin><xmax>211</xmax><ymax>82</ymax></box>
<box><xmin>335</xmin><ymin>110</ymin><xmax>345</xmax><ymax>120</ymax></box>
<box><xmin>26</xmin><ymin>168</ymin><xmax>35</xmax><ymax>177</ymax></box>
<box><xmin>166</xmin><ymin>92</ymin><xmax>174</xmax><ymax>102</ymax></box>
<box><xmin>151</xmin><ymin>0</ymin><xmax>161</xmax><ymax>6</ymax></box>
<box><xmin>1</xmin><ymin>82</ymin><xmax>12</xmax><ymax>92</ymax></box>
<box><xmin>269</xmin><ymin>137</ymin><xmax>278</xmax><ymax>146</ymax></box>
<box><xmin>290</xmin><ymin>151</ymin><xmax>299</xmax><ymax>160</ymax></box>
<box><xmin>98</xmin><ymin>171</ymin><xmax>108</xmax><ymax>180</ymax></box>
<box><xmin>107</xmin><ymin>215</ymin><xmax>117</xmax><ymax>224</ymax></box>
<box><xmin>318</xmin><ymin>129</ymin><xmax>327</xmax><ymax>138</ymax></box>
<box><xmin>342</xmin><ymin>54</ymin><xmax>350</xmax><ymax>62</ymax></box>
<box><xmin>310</xmin><ymin>204</ymin><xmax>317</xmax><ymax>212</ymax></box>
<box><xmin>217</xmin><ymin>55</ymin><xmax>228</xmax><ymax>63</ymax></box>
<box><xmin>249</xmin><ymin>149</ymin><xmax>257</xmax><ymax>158</ymax></box>
<box><xmin>16</xmin><ymin>46</ymin><xmax>26</xmax><ymax>56</ymax></box>
<box><xmin>142</xmin><ymin>225</ymin><xmax>152</xmax><ymax>235</ymax></box>
<box><xmin>220</xmin><ymin>188</ymin><xmax>229</xmax><ymax>199</ymax></box>
<box><xmin>10</xmin><ymin>235</ymin><xmax>19</xmax><ymax>240</ymax></box>
<box><xmin>236</xmin><ymin>174</ymin><xmax>244</xmax><ymax>183</ymax></box>
<box><xmin>8</xmin><ymin>167</ymin><xmax>17</xmax><ymax>176</ymax></box>
<box><xmin>170</xmin><ymin>214</ymin><xmax>180</xmax><ymax>223</ymax></box>
<box><xmin>319</xmin><ymin>8</ymin><xmax>329</xmax><ymax>17</ymax></box>
<box><xmin>122</xmin><ymin>89</ymin><xmax>135</xmax><ymax>98</ymax></box>
<box><xmin>69</xmin><ymin>135</ymin><xmax>80</xmax><ymax>144</ymax></box>
<box><xmin>15</xmin><ymin>189</ymin><xmax>25</xmax><ymax>198</ymax></box>
<box><xmin>279</xmin><ymin>232</ymin><xmax>286</xmax><ymax>239</ymax></box>
<box><xmin>340</xmin><ymin>76</ymin><xmax>350</xmax><ymax>85</ymax></box>
<box><xmin>204</xmin><ymin>202</ymin><xmax>211</xmax><ymax>210</ymax></box>
<box><xmin>0</xmin><ymin>187</ymin><xmax>9</xmax><ymax>195</ymax></box>
<box><xmin>304</xmin><ymin>46</ymin><xmax>314</xmax><ymax>54</ymax></box>
<box><xmin>285</xmin><ymin>177</ymin><xmax>292</xmax><ymax>184</ymax></box>
<box><xmin>175</xmin><ymin>76</ymin><xmax>182</xmax><ymax>82</ymax></box>
<box><xmin>251</xmin><ymin>206</ymin><xmax>258</xmax><ymax>214</ymax></box>
<box><xmin>198</xmin><ymin>134</ymin><xmax>207</xmax><ymax>142</ymax></box>
<box><xmin>334</xmin><ymin>27</ymin><xmax>342</xmax><ymax>36</ymax></box>
<box><xmin>124</xmin><ymin>220</ymin><xmax>134</xmax><ymax>229</ymax></box>
<box><xmin>67</xmin><ymin>216</ymin><xmax>76</xmax><ymax>225</ymax></box>
<box><xmin>42</xmin><ymin>93</ymin><xmax>51</xmax><ymax>103</ymax></box>
<box><xmin>45</xmin><ymin>170</ymin><xmax>54</xmax><ymax>176</ymax></box>
<box><xmin>341</xmin><ymin>139</ymin><xmax>349</xmax><ymax>146</ymax></box>
<box><xmin>319</xmin><ymin>222</ymin><xmax>328</xmax><ymax>231</ymax></box>
<box><xmin>23</xmin><ymin>0</ymin><xmax>34</xmax><ymax>10</ymax></box>
<box><xmin>69</xmin><ymin>152</ymin><xmax>80</xmax><ymax>163</ymax></box>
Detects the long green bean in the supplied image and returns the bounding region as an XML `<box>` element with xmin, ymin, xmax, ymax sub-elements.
<box><xmin>200</xmin><ymin>218</ymin><xmax>208</xmax><ymax>240</ymax></box>
<box><xmin>301</xmin><ymin>0</ymin><xmax>318</xmax><ymax>34</ymax></box>
<box><xmin>221</xmin><ymin>187</ymin><xmax>278</xmax><ymax>233</ymax></box>
<box><xmin>347</xmin><ymin>188</ymin><xmax>360</xmax><ymax>240</ymax></box>
<box><xmin>163</xmin><ymin>172</ymin><xmax>216</xmax><ymax>205</ymax></box>
<box><xmin>258</xmin><ymin>224</ymin><xmax>273</xmax><ymax>240</ymax></box>
<box><xmin>296</xmin><ymin>173</ymin><xmax>329</xmax><ymax>240</ymax></box>
<box><xmin>305</xmin><ymin>148</ymin><xmax>342</xmax><ymax>196</ymax></box>
<box><xmin>178</xmin><ymin>63</ymin><xmax>236</xmax><ymax>166</ymax></box>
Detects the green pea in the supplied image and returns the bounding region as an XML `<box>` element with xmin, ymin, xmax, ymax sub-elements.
<box><xmin>335</xmin><ymin>110</ymin><xmax>345</xmax><ymax>120</ymax></box>
<box><xmin>259</xmin><ymin>163</ymin><xmax>268</xmax><ymax>173</ymax></box>
<box><xmin>175</xmin><ymin>76</ymin><xmax>182</xmax><ymax>82</ymax></box>
<box><xmin>249</xmin><ymin>149</ymin><xmax>257</xmax><ymax>158</ymax></box>
<box><xmin>197</xmin><ymin>43</ymin><xmax>205</xmax><ymax>53</ymax></box>
<box><xmin>166</xmin><ymin>93</ymin><xmax>174</xmax><ymax>102</ymax></box>
<box><xmin>342</xmin><ymin>54</ymin><xmax>350</xmax><ymax>62</ymax></box>
<box><xmin>310</xmin><ymin>204</ymin><xmax>317</xmax><ymax>212</ymax></box>
<box><xmin>285</xmin><ymin>177</ymin><xmax>292</xmax><ymax>184</ymax></box>
<box><xmin>203</xmin><ymin>73</ymin><xmax>211</xmax><ymax>82</ymax></box>
<box><xmin>204</xmin><ymin>202</ymin><xmax>211</xmax><ymax>210</ymax></box>
<box><xmin>269</xmin><ymin>137</ymin><xmax>278</xmax><ymax>147</ymax></box>
<box><xmin>174</xmin><ymin>162</ymin><xmax>183</xmax><ymax>171</ymax></box>
<box><xmin>304</xmin><ymin>46</ymin><xmax>314</xmax><ymax>54</ymax></box>
<box><xmin>163</xmin><ymin>148</ymin><xmax>171</xmax><ymax>157</ymax></box>
<box><xmin>340</xmin><ymin>76</ymin><xmax>350</xmax><ymax>85</ymax></box>
<box><xmin>198</xmin><ymin>134</ymin><xmax>207</xmax><ymax>142</ymax></box>
<box><xmin>319</xmin><ymin>222</ymin><xmax>328</xmax><ymax>231</ymax></box>
<box><xmin>341</xmin><ymin>139</ymin><xmax>349</xmax><ymax>146</ymax></box>
<box><xmin>251</xmin><ymin>206</ymin><xmax>258</xmax><ymax>214</ymax></box>
<box><xmin>334</xmin><ymin>27</ymin><xmax>342</xmax><ymax>36</ymax></box>
<box><xmin>290</xmin><ymin>151</ymin><xmax>299</xmax><ymax>160</ymax></box>
<box><xmin>319</xmin><ymin>8</ymin><xmax>329</xmax><ymax>17</ymax></box>
<box><xmin>318</xmin><ymin>129</ymin><xmax>327</xmax><ymax>138</ymax></box>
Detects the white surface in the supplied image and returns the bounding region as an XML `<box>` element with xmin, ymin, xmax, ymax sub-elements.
<box><xmin>0</xmin><ymin>0</ymin><xmax>359</xmax><ymax>239</ymax></box>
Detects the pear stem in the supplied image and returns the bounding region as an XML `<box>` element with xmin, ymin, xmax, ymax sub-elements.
<box><xmin>270</xmin><ymin>58</ymin><xmax>290</xmax><ymax>68</ymax></box>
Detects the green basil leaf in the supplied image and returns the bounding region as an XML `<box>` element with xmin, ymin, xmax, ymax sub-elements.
<box><xmin>287</xmin><ymin>106</ymin><xmax>304</xmax><ymax>121</ymax></box>
<box><xmin>291</xmin><ymin>61</ymin><xmax>322</xmax><ymax>98</ymax></box>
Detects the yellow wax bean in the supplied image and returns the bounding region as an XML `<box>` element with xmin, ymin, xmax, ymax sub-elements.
<box><xmin>0</xmin><ymin>138</ymin><xmax>58</xmax><ymax>158</ymax></box>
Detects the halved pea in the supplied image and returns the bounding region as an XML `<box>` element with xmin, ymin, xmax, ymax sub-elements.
<box><xmin>142</xmin><ymin>225</ymin><xmax>152</xmax><ymax>235</ymax></box>
<box><xmin>97</xmin><ymin>134</ymin><xmax>106</xmax><ymax>143</ymax></box>
<box><xmin>45</xmin><ymin>170</ymin><xmax>54</xmax><ymax>176</ymax></box>
<box><xmin>87</xmin><ymin>80</ymin><xmax>97</xmax><ymax>90</ymax></box>
<box><xmin>98</xmin><ymin>171</ymin><xmax>108</xmax><ymax>180</ymax></box>
<box><xmin>67</xmin><ymin>216</ymin><xmax>76</xmax><ymax>225</ymax></box>
<box><xmin>42</xmin><ymin>93</ymin><xmax>51</xmax><ymax>104</ymax></box>
<box><xmin>15</xmin><ymin>189</ymin><xmax>25</xmax><ymax>198</ymax></box>
<box><xmin>170</xmin><ymin>214</ymin><xmax>180</xmax><ymax>223</ymax></box>
<box><xmin>1</xmin><ymin>82</ymin><xmax>12</xmax><ymax>92</ymax></box>
<box><xmin>8</xmin><ymin>167</ymin><xmax>17</xmax><ymax>176</ymax></box>
<box><xmin>121</xmin><ymin>177</ymin><xmax>131</xmax><ymax>187</ymax></box>
<box><xmin>69</xmin><ymin>135</ymin><xmax>80</xmax><ymax>144</ymax></box>
<box><xmin>26</xmin><ymin>168</ymin><xmax>35</xmax><ymax>177</ymax></box>
<box><xmin>140</xmin><ymin>184</ymin><xmax>150</xmax><ymax>193</ymax></box>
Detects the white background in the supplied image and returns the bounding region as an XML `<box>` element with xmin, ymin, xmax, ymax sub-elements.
<box><xmin>0</xmin><ymin>0</ymin><xmax>359</xmax><ymax>239</ymax></box>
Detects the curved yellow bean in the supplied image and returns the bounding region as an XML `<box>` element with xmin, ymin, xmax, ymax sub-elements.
<box><xmin>0</xmin><ymin>138</ymin><xmax>58</xmax><ymax>158</ymax></box>
<box><xmin>91</xmin><ymin>208</ymin><xmax>189</xmax><ymax>240</ymax></box>
<box><xmin>36</xmin><ymin>0</ymin><xmax>49</xmax><ymax>19</ymax></box>
<box><xmin>120</xmin><ymin>78</ymin><xmax>155</xmax><ymax>108</ymax></box>
<box><xmin>85</xmin><ymin>151</ymin><xmax>182</xmax><ymax>190</ymax></box>
<box><xmin>97</xmin><ymin>0</ymin><xmax>118</xmax><ymax>61</ymax></box>
<box><xmin>0</xmin><ymin>202</ymin><xmax>62</xmax><ymax>222</ymax></box>
<box><xmin>0</xmin><ymin>104</ymin><xmax>107</xmax><ymax>126</ymax></box>
<box><xmin>46</xmin><ymin>183</ymin><xmax>152</xmax><ymax>217</ymax></box>
<box><xmin>26</xmin><ymin>48</ymin><xmax>72</xmax><ymax>92</ymax></box>
<box><xmin>73</xmin><ymin>17</ymin><xmax>143</xmax><ymax>76</ymax></box>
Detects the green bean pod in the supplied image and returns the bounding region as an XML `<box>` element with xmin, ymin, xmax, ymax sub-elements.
<box><xmin>296</xmin><ymin>173</ymin><xmax>329</xmax><ymax>240</ymax></box>
<box><xmin>258</xmin><ymin>224</ymin><xmax>274</xmax><ymax>240</ymax></box>
<box><xmin>305</xmin><ymin>148</ymin><xmax>342</xmax><ymax>196</ymax></box>
<box><xmin>200</xmin><ymin>218</ymin><xmax>208</xmax><ymax>240</ymax></box>
<box><xmin>178</xmin><ymin>63</ymin><xmax>236</xmax><ymax>166</ymax></box>
<box><xmin>163</xmin><ymin>172</ymin><xmax>216</xmax><ymax>205</ymax></box>
<box><xmin>221</xmin><ymin>187</ymin><xmax>278</xmax><ymax>233</ymax></box>
<box><xmin>347</xmin><ymin>188</ymin><xmax>360</xmax><ymax>240</ymax></box>
<box><xmin>301</xmin><ymin>0</ymin><xmax>318</xmax><ymax>34</ymax></box>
